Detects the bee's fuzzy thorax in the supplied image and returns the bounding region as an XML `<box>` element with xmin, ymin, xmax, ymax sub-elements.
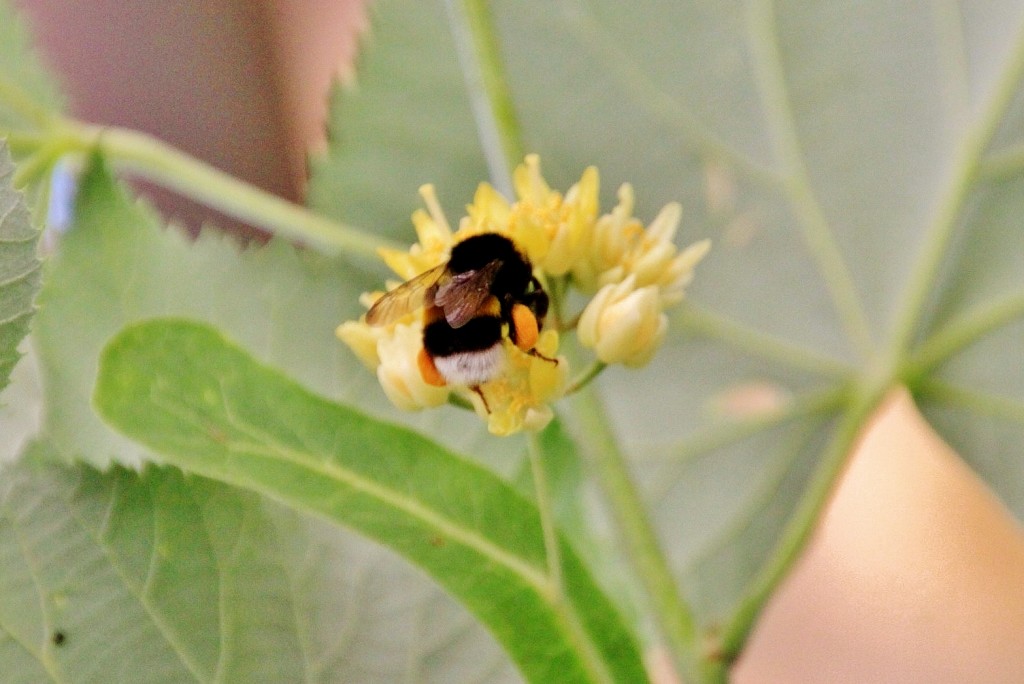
<box><xmin>449</xmin><ymin>233</ymin><xmax>533</xmax><ymax>302</ymax></box>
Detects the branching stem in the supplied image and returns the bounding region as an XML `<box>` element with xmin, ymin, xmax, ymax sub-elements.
<box><xmin>568</xmin><ymin>386</ymin><xmax>701</xmax><ymax>682</ymax></box>
<box><xmin>564</xmin><ymin>361</ymin><xmax>607</xmax><ymax>396</ymax></box>
<box><xmin>904</xmin><ymin>291</ymin><xmax>1024</xmax><ymax>381</ymax></box>
<box><xmin>443</xmin><ymin>0</ymin><xmax>524</xmax><ymax>195</ymax></box>
<box><xmin>68</xmin><ymin>123</ymin><xmax>395</xmax><ymax>259</ymax></box>
<box><xmin>528</xmin><ymin>433</ymin><xmax>563</xmax><ymax>596</ymax></box>
<box><xmin>1</xmin><ymin>113</ymin><xmax>398</xmax><ymax>260</ymax></box>
<box><xmin>674</xmin><ymin>304</ymin><xmax>853</xmax><ymax>379</ymax></box>
<box><xmin>745</xmin><ymin>0</ymin><xmax>874</xmax><ymax>359</ymax></box>
<box><xmin>888</xmin><ymin>12</ymin><xmax>1024</xmax><ymax>358</ymax></box>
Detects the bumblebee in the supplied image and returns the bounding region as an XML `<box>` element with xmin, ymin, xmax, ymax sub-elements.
<box><xmin>366</xmin><ymin>233</ymin><xmax>553</xmax><ymax>400</ymax></box>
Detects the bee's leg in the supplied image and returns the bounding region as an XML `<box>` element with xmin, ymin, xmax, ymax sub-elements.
<box><xmin>526</xmin><ymin>347</ymin><xmax>559</xmax><ymax>365</ymax></box>
<box><xmin>522</xmin><ymin>280</ymin><xmax>550</xmax><ymax>322</ymax></box>
<box><xmin>470</xmin><ymin>384</ymin><xmax>491</xmax><ymax>413</ymax></box>
<box><xmin>417</xmin><ymin>348</ymin><xmax>447</xmax><ymax>387</ymax></box>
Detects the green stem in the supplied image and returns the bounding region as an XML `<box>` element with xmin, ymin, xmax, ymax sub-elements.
<box><xmin>0</xmin><ymin>70</ymin><xmax>395</xmax><ymax>259</ymax></box>
<box><xmin>444</xmin><ymin>0</ymin><xmax>525</xmax><ymax>195</ymax></box>
<box><xmin>979</xmin><ymin>143</ymin><xmax>1024</xmax><ymax>180</ymax></box>
<box><xmin>10</xmin><ymin>119</ymin><xmax>398</xmax><ymax>260</ymax></box>
<box><xmin>4</xmin><ymin>130</ymin><xmax>51</xmax><ymax>156</ymax></box>
<box><xmin>89</xmin><ymin>123</ymin><xmax>396</xmax><ymax>259</ymax></box>
<box><xmin>916</xmin><ymin>379</ymin><xmax>1024</xmax><ymax>425</ymax></box>
<box><xmin>904</xmin><ymin>290</ymin><xmax>1024</xmax><ymax>381</ymax></box>
<box><xmin>568</xmin><ymin>385</ymin><xmax>700</xmax><ymax>682</ymax></box>
<box><xmin>446</xmin><ymin>393</ymin><xmax>475</xmax><ymax>411</ymax></box>
<box><xmin>564</xmin><ymin>361</ymin><xmax>607</xmax><ymax>395</ymax></box>
<box><xmin>11</xmin><ymin>137</ymin><xmax>68</xmax><ymax>188</ymax></box>
<box><xmin>674</xmin><ymin>303</ymin><xmax>853</xmax><ymax>379</ymax></box>
<box><xmin>703</xmin><ymin>659</ymin><xmax>729</xmax><ymax>684</ymax></box>
<box><xmin>528</xmin><ymin>432</ymin><xmax>563</xmax><ymax>596</ymax></box>
<box><xmin>444</xmin><ymin>5</ymin><xmax>685</xmax><ymax>680</ymax></box>
<box><xmin>888</xmin><ymin>13</ymin><xmax>1024</xmax><ymax>358</ymax></box>
<box><xmin>440</xmin><ymin>10</ymin><xmax>638</xmax><ymax>679</ymax></box>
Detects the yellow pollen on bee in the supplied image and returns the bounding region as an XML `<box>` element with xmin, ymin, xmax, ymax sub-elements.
<box><xmin>417</xmin><ymin>347</ymin><xmax>447</xmax><ymax>387</ymax></box>
<box><xmin>511</xmin><ymin>303</ymin><xmax>539</xmax><ymax>351</ymax></box>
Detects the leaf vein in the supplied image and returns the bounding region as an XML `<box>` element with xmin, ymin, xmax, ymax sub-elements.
<box><xmin>888</xmin><ymin>11</ymin><xmax>1024</xmax><ymax>356</ymax></box>
<box><xmin>558</xmin><ymin>0</ymin><xmax>780</xmax><ymax>186</ymax></box>
<box><xmin>0</xmin><ymin>505</ymin><xmax>64</xmax><ymax>683</ymax></box>
<box><xmin>743</xmin><ymin>0</ymin><xmax>873</xmax><ymax>357</ymax></box>
<box><xmin>58</xmin><ymin>480</ymin><xmax>211</xmax><ymax>682</ymax></box>
<box><xmin>917</xmin><ymin>379</ymin><xmax>1024</xmax><ymax>425</ymax></box>
<box><xmin>146</xmin><ymin>388</ymin><xmax>553</xmax><ymax>595</ymax></box>
<box><xmin>908</xmin><ymin>290</ymin><xmax>1024</xmax><ymax>376</ymax></box>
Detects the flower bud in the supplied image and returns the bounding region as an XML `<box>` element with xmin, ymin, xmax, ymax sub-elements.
<box><xmin>335</xmin><ymin>320</ymin><xmax>384</xmax><ymax>370</ymax></box>
<box><xmin>577</xmin><ymin>276</ymin><xmax>667</xmax><ymax>367</ymax></box>
<box><xmin>573</xmin><ymin>184</ymin><xmax>709</xmax><ymax>309</ymax></box>
<box><xmin>375</xmin><ymin>324</ymin><xmax>449</xmax><ymax>411</ymax></box>
<box><xmin>659</xmin><ymin>238</ymin><xmax>711</xmax><ymax>306</ymax></box>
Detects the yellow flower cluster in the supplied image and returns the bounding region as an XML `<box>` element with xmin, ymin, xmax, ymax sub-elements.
<box><xmin>337</xmin><ymin>155</ymin><xmax>708</xmax><ymax>435</ymax></box>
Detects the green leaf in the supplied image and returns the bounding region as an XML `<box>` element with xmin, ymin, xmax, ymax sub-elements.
<box><xmin>0</xmin><ymin>341</ymin><xmax>41</xmax><ymax>465</ymax></box>
<box><xmin>307</xmin><ymin>0</ymin><xmax>489</xmax><ymax>241</ymax></box>
<box><xmin>94</xmin><ymin>318</ymin><xmax>646</xmax><ymax>684</ymax></box>
<box><xmin>0</xmin><ymin>447</ymin><xmax>521</xmax><ymax>683</ymax></box>
<box><xmin>0</xmin><ymin>140</ymin><xmax>41</xmax><ymax>395</ymax></box>
<box><xmin>33</xmin><ymin>154</ymin><xmax>518</xmax><ymax>469</ymax></box>
<box><xmin>25</xmin><ymin>143</ymin><xmax>529</xmax><ymax>682</ymax></box>
<box><xmin>514</xmin><ymin>419</ymin><xmax>591</xmax><ymax>552</ymax></box>
<box><xmin>15</xmin><ymin>0</ymin><xmax>1024</xmax><ymax>677</ymax></box>
<box><xmin>307</xmin><ymin>0</ymin><xmax>855</xmax><ymax>643</ymax></box>
<box><xmin>515</xmin><ymin>418</ymin><xmax>645</xmax><ymax>638</ymax></box>
<box><xmin>911</xmin><ymin>172</ymin><xmax>1024</xmax><ymax>508</ymax></box>
<box><xmin>305</xmin><ymin>0</ymin><xmax>1024</xmax><ymax>665</ymax></box>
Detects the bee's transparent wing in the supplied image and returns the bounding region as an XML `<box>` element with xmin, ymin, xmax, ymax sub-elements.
<box><xmin>434</xmin><ymin>260</ymin><xmax>502</xmax><ymax>329</ymax></box>
<box><xmin>365</xmin><ymin>264</ymin><xmax>447</xmax><ymax>326</ymax></box>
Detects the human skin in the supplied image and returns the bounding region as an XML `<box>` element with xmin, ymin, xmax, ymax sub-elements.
<box><xmin>734</xmin><ymin>390</ymin><xmax>1024</xmax><ymax>683</ymax></box>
